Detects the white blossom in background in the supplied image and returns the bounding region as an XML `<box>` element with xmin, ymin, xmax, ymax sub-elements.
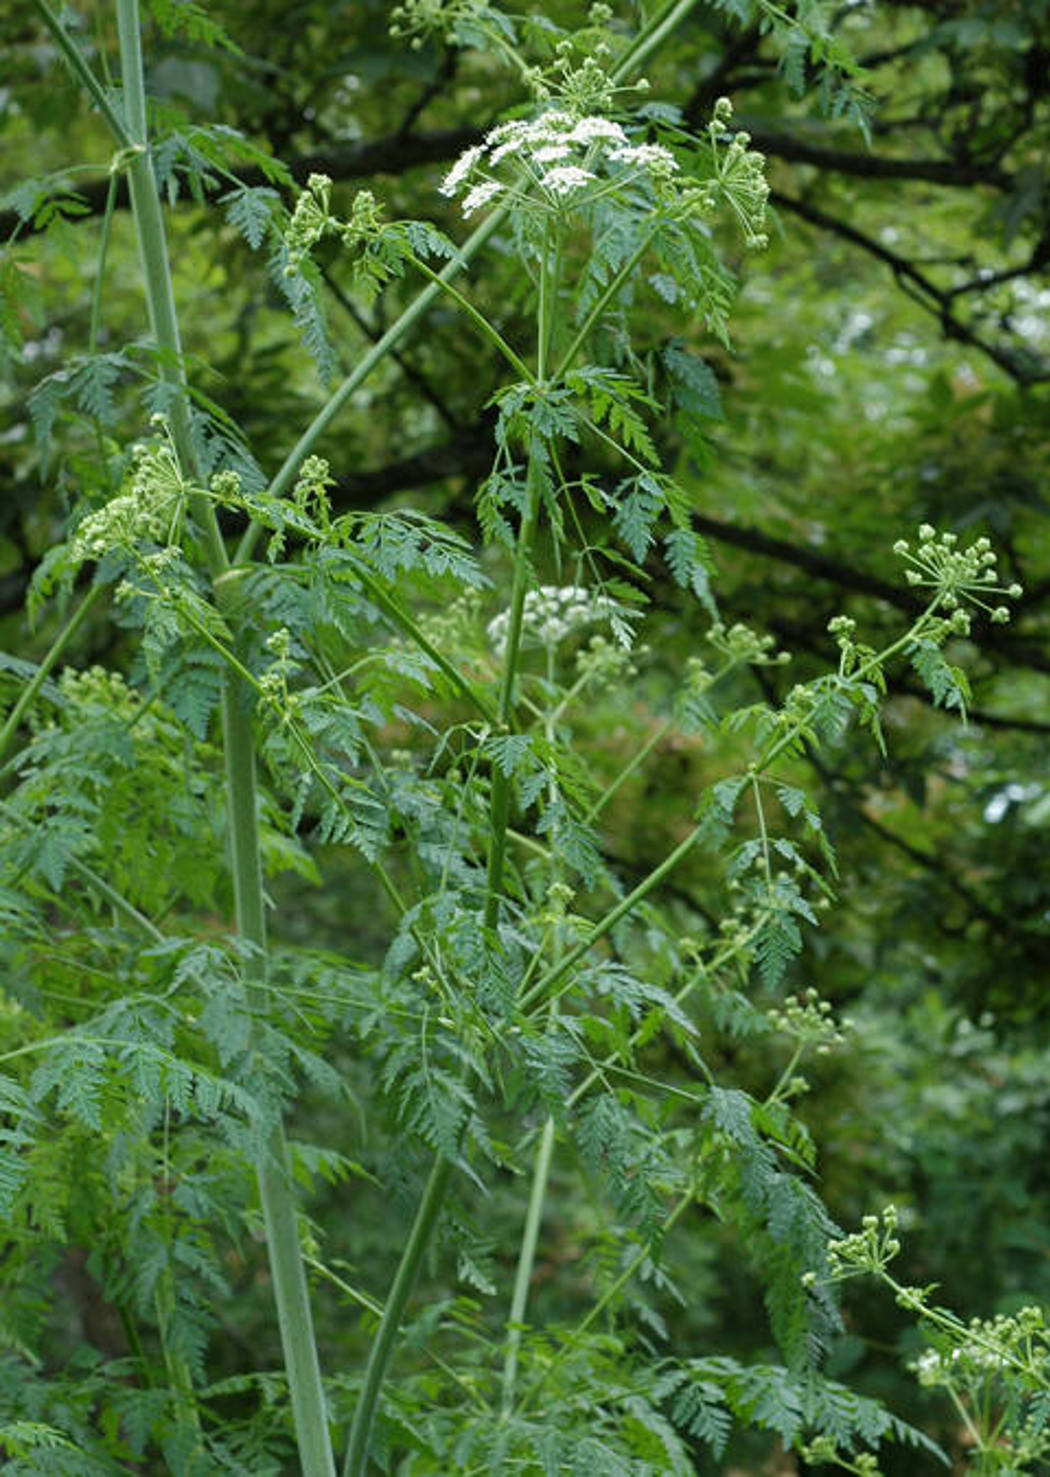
<box><xmin>438</xmin><ymin>106</ymin><xmax>680</xmax><ymax>218</ymax></box>
<box><xmin>486</xmin><ymin>584</ymin><xmax>633</xmax><ymax>656</ymax></box>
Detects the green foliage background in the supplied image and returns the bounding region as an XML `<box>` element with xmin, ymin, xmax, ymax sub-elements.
<box><xmin>0</xmin><ymin>0</ymin><xmax>1048</xmax><ymax>1471</ymax></box>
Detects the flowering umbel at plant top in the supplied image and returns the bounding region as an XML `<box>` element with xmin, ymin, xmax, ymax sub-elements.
<box><xmin>438</xmin><ymin>94</ymin><xmax>770</xmax><ymax>246</ymax></box>
<box><xmin>281</xmin><ymin>90</ymin><xmax>769</xmax><ymax>363</ymax></box>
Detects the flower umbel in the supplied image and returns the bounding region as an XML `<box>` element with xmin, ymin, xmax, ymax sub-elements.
<box><xmin>438</xmin><ymin>107</ymin><xmax>681</xmax><ymax>219</ymax></box>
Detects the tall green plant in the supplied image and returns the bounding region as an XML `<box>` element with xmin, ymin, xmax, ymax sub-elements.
<box><xmin>0</xmin><ymin>1</ymin><xmax>1026</xmax><ymax>1473</ymax></box>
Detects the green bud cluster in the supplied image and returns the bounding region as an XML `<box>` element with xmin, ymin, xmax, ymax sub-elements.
<box><xmin>817</xmin><ymin>1204</ymin><xmax>902</xmax><ymax>1285</ymax></box>
<box><xmin>70</xmin><ymin>423</ymin><xmax>189</xmax><ymax>562</ymax></box>
<box><xmin>284</xmin><ymin>176</ymin><xmax>387</xmax><ymax>277</ymax></box>
<box><xmin>389</xmin><ymin>0</ymin><xmax>465</xmax><ymax>47</ymax></box>
<box><xmin>768</xmin><ymin>987</ymin><xmax>847</xmax><ymax>1051</ymax></box>
<box><xmin>707</xmin><ymin>619</ymin><xmax>790</xmax><ymax>666</ymax></box>
<box><xmin>893</xmin><ymin>524</ymin><xmax>1023</xmax><ymax>619</ymax></box>
<box><xmin>575</xmin><ymin>632</ymin><xmax>638</xmax><ymax>689</ymax></box>
<box><xmin>283</xmin><ymin>173</ymin><xmax>333</xmax><ymax>275</ymax></box>
<box><xmin>543</xmin><ymin>40</ymin><xmax>619</xmax><ymax>113</ymax></box>
<box><xmin>708</xmin><ymin>97</ymin><xmax>769</xmax><ymax>249</ymax></box>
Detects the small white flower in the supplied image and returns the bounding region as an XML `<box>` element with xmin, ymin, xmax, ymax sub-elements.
<box><xmin>461</xmin><ymin>180</ymin><xmax>503</xmax><ymax>217</ymax></box>
<box><xmin>540</xmin><ymin>165</ymin><xmax>596</xmax><ymax>197</ymax></box>
<box><xmin>608</xmin><ymin>142</ymin><xmax>678</xmax><ymax>175</ymax></box>
<box><xmin>532</xmin><ymin>143</ymin><xmax>572</xmax><ymax>164</ymax></box>
<box><xmin>568</xmin><ymin>117</ymin><xmax>628</xmax><ymax>146</ymax></box>
<box><xmin>440</xmin><ymin>145</ymin><xmax>484</xmax><ymax>198</ymax></box>
<box><xmin>489</xmin><ymin>135</ymin><xmax>529</xmax><ymax>166</ymax></box>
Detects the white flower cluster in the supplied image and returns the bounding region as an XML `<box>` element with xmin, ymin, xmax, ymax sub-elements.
<box><xmin>486</xmin><ymin>584</ymin><xmax>622</xmax><ymax>656</ymax></box>
<box><xmin>440</xmin><ymin>111</ymin><xmax>678</xmax><ymax>217</ymax></box>
<box><xmin>914</xmin><ymin>1344</ymin><xmax>1006</xmax><ymax>1386</ymax></box>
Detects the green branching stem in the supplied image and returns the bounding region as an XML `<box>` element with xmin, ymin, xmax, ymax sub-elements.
<box><xmin>622</xmin><ymin>0</ymin><xmax>701</xmax><ymax>76</ymax></box>
<box><xmin>583</xmin><ymin>716</ymin><xmax>672</xmax><ymax>825</ymax></box>
<box><xmin>563</xmin><ymin>919</ymin><xmax>763</xmax><ymax>1114</ymax></box>
<box><xmin>482</xmin><ymin>455</ymin><xmax>542</xmax><ymax>925</ymax></box>
<box><xmin>341</xmin><ymin>388</ymin><xmax>546</xmax><ymax>1477</ymax></box>
<box><xmin>234</xmin><ymin>208</ymin><xmax>509</xmax><ymax>566</ymax></box>
<box><xmin>343</xmin><ymin>562</ymin><xmax>499</xmax><ymax>725</ymax></box>
<box><xmin>520</xmin><ymin>1190</ymin><xmax>693</xmax><ymax>1413</ymax></box>
<box><xmin>553</xmin><ymin>223</ymin><xmax>661</xmax><ymax>378</ymax></box>
<box><xmin>0</xmin><ymin>795</ymin><xmax>160</xmax><ymax>937</ymax></box>
<box><xmin>522</xmin><ymin>598</ymin><xmax>950</xmax><ymax>1019</ymax></box>
<box><xmin>344</xmin><ymin>224</ymin><xmax>558</xmax><ymax>1471</ymax></box>
<box><xmin>409</xmin><ymin>254</ymin><xmax>534</xmax><ymax>383</ymax></box>
<box><xmin>519</xmin><ymin>820</ymin><xmax>704</xmax><ymax>1013</ymax></box>
<box><xmin>501</xmin><ymin>655</ymin><xmax>563</xmax><ymax>1413</ymax></box>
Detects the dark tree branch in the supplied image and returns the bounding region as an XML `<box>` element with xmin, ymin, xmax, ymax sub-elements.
<box><xmin>771</xmin><ymin>189</ymin><xmax>1050</xmax><ymax>385</ymax></box>
<box><xmin>752</xmin><ymin>129</ymin><xmax>1012</xmax><ymax>189</ymax></box>
<box><xmin>681</xmin><ymin>26</ymin><xmax>764</xmax><ymax>128</ymax></box>
<box><xmin>397</xmin><ymin>48</ymin><xmax>459</xmax><ymax>137</ymax></box>
<box><xmin>690</xmin><ymin>510</ymin><xmax>915</xmax><ymax>612</ymax></box>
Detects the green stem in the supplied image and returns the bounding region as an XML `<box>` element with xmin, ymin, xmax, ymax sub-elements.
<box><xmin>29</xmin><ymin>0</ymin><xmax>133</xmax><ymax>146</ymax></box>
<box><xmin>0</xmin><ymin>795</ymin><xmax>161</xmax><ymax>936</ymax></box>
<box><xmin>482</xmin><ymin>453</ymin><xmax>542</xmax><ymax>927</ymax></box>
<box><xmin>617</xmin><ymin>0</ymin><xmax>701</xmax><ymax>77</ymax></box>
<box><xmin>582</xmin><ymin>717</ymin><xmax>672</xmax><ymax>826</ymax></box>
<box><xmin>332</xmin><ymin>8</ymin><xmax>707</xmax><ymax>1463</ymax></box>
<box><xmin>553</xmin><ymin>224</ymin><xmax>660</xmax><ymax>379</ymax></box>
<box><xmin>234</xmin><ymin>207</ymin><xmax>509</xmax><ymax>567</ymax></box>
<box><xmin>346</xmin><ymin>563</ymin><xmax>499</xmax><ymax>725</ymax></box>
<box><xmin>523</xmin><ymin>606</ymin><xmax>948</xmax><ymax>1018</ymax></box>
<box><xmin>563</xmin><ymin>921</ymin><xmax>760</xmax><ymax>1114</ymax></box>
<box><xmin>341</xmin><ymin>1155</ymin><xmax>453</xmax><ymax>1477</ymax></box>
<box><xmin>113</xmin><ymin>0</ymin><xmax>227</xmax><ymax>575</ymax></box>
<box><xmin>0</xmin><ymin>584</ymin><xmax>104</xmax><ymax>769</ymax></box>
<box><xmin>340</xmin><ymin>438</ymin><xmax>545</xmax><ymax>1476</ymax></box>
<box><xmin>520</xmin><ymin>820</ymin><xmax>704</xmax><ymax>1013</ymax></box>
<box><xmin>520</xmin><ymin>1191</ymin><xmax>692</xmax><ymax>1413</ymax></box>
<box><xmin>410</xmin><ymin>255</ymin><xmax>534</xmax><ymax>383</ymax></box>
<box><xmin>501</xmin><ymin>1114</ymin><xmax>556</xmax><ymax>1414</ymax></box>
<box><xmin>221</xmin><ymin>676</ymin><xmax>336</xmax><ymax>1477</ymax></box>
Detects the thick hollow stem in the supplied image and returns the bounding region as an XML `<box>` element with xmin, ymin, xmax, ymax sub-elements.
<box><xmin>108</xmin><ymin>4</ymin><xmax>334</xmax><ymax>1470</ymax></box>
